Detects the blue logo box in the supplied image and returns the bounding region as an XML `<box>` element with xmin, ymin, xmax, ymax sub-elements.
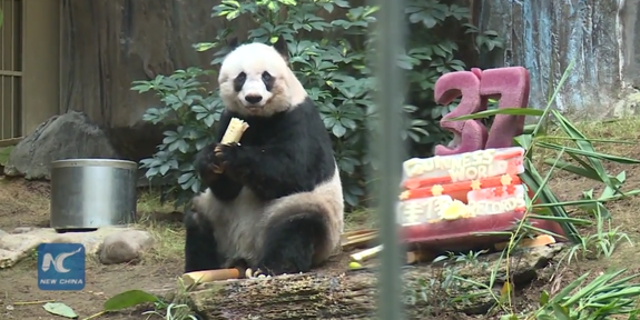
<box><xmin>37</xmin><ymin>243</ymin><xmax>86</xmax><ymax>291</ymax></box>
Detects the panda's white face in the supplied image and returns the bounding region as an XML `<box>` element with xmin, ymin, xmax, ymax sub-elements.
<box><xmin>218</xmin><ymin>41</ymin><xmax>306</xmax><ymax>117</ymax></box>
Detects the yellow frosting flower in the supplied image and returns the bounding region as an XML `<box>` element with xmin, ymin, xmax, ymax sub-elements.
<box><xmin>440</xmin><ymin>200</ymin><xmax>474</xmax><ymax>220</ymax></box>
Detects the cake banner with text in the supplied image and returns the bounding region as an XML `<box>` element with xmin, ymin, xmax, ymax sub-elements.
<box><xmin>397</xmin><ymin>147</ymin><xmax>526</xmax><ymax>226</ymax></box>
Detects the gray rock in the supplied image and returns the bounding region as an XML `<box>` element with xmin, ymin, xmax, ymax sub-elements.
<box><xmin>4</xmin><ymin>111</ymin><xmax>120</xmax><ymax>180</ymax></box>
<box><xmin>98</xmin><ymin>230</ymin><xmax>154</xmax><ymax>265</ymax></box>
<box><xmin>0</xmin><ymin>229</ymin><xmax>7</xmax><ymax>239</ymax></box>
<box><xmin>0</xmin><ymin>226</ymin><xmax>138</xmax><ymax>269</ymax></box>
<box><xmin>12</xmin><ymin>227</ymin><xmax>35</xmax><ymax>234</ymax></box>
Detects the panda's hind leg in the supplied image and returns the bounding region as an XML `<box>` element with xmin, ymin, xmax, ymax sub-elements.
<box><xmin>256</xmin><ymin>211</ymin><xmax>327</xmax><ymax>275</ymax></box>
<box><xmin>183</xmin><ymin>209</ymin><xmax>224</xmax><ymax>273</ymax></box>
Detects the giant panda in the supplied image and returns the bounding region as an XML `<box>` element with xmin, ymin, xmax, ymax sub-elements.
<box><xmin>183</xmin><ymin>35</ymin><xmax>345</xmax><ymax>276</ymax></box>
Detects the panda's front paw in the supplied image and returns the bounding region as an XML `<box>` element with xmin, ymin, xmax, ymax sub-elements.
<box><xmin>244</xmin><ymin>267</ymin><xmax>273</xmax><ymax>279</ymax></box>
<box><xmin>195</xmin><ymin>145</ymin><xmax>225</xmax><ymax>183</ymax></box>
<box><xmin>213</xmin><ymin>142</ymin><xmax>239</xmax><ymax>159</ymax></box>
<box><xmin>214</xmin><ymin>142</ymin><xmax>250</xmax><ymax>181</ymax></box>
<box><xmin>209</xmin><ymin>142</ymin><xmax>238</xmax><ymax>173</ymax></box>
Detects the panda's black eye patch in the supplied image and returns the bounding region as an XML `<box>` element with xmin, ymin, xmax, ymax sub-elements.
<box><xmin>262</xmin><ymin>71</ymin><xmax>272</xmax><ymax>82</ymax></box>
<box><xmin>262</xmin><ymin>71</ymin><xmax>275</xmax><ymax>91</ymax></box>
<box><xmin>233</xmin><ymin>72</ymin><xmax>247</xmax><ymax>92</ymax></box>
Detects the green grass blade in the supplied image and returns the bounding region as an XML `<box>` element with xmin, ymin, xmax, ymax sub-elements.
<box><xmin>596</xmin><ymin>287</ymin><xmax>640</xmax><ymax>301</ymax></box>
<box><xmin>562</xmin><ymin>269</ymin><xmax>628</xmax><ymax>306</ymax></box>
<box><xmin>551</xmin><ymin>304</ymin><xmax>571</xmax><ymax>320</ymax></box>
<box><xmin>594</xmin><ymin>273</ymin><xmax>640</xmax><ymax>292</ymax></box>
<box><xmin>550</xmin><ymin>272</ymin><xmax>590</xmax><ymax>302</ymax></box>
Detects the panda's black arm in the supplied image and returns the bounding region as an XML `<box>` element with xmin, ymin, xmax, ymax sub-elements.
<box><xmin>194</xmin><ymin>110</ymin><xmax>243</xmax><ymax>201</ymax></box>
<box><xmin>224</xmin><ymin>140</ymin><xmax>323</xmax><ymax>201</ymax></box>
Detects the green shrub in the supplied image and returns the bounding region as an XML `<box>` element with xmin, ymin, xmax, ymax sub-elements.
<box><xmin>131</xmin><ymin>0</ymin><xmax>503</xmax><ymax>210</ymax></box>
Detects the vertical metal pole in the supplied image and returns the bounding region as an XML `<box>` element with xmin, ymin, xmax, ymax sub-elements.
<box><xmin>1</xmin><ymin>0</ymin><xmax>6</xmax><ymax>139</ymax></box>
<box><xmin>10</xmin><ymin>0</ymin><xmax>15</xmax><ymax>137</ymax></box>
<box><xmin>373</xmin><ymin>0</ymin><xmax>406</xmax><ymax>319</ymax></box>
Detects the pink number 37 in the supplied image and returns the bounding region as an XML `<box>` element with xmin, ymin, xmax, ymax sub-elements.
<box><xmin>433</xmin><ymin>67</ymin><xmax>531</xmax><ymax>156</ymax></box>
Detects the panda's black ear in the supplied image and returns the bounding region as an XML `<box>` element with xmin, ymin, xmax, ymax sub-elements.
<box><xmin>228</xmin><ymin>37</ymin><xmax>239</xmax><ymax>51</ymax></box>
<box><xmin>273</xmin><ymin>35</ymin><xmax>288</xmax><ymax>58</ymax></box>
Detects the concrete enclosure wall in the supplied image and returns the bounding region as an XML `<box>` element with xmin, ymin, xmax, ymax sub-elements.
<box><xmin>478</xmin><ymin>0</ymin><xmax>640</xmax><ymax>118</ymax></box>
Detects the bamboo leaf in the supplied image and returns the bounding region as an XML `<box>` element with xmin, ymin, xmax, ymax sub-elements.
<box><xmin>567</xmin><ymin>152</ymin><xmax>601</xmax><ymax>180</ymax></box>
<box><xmin>447</xmin><ymin>108</ymin><xmax>544</xmax><ymax>121</ymax></box>
<box><xmin>43</xmin><ymin>302</ymin><xmax>78</xmax><ymax>319</ymax></box>
<box><xmin>521</xmin><ymin>224</ymin><xmax>569</xmax><ymax>240</ymax></box>
<box><xmin>103</xmin><ymin>290</ymin><xmax>160</xmax><ymax>311</ymax></box>
<box><xmin>526</xmin><ymin>214</ymin><xmax>592</xmax><ymax>225</ymax></box>
<box><xmin>531</xmin><ymin>149</ymin><xmax>564</xmax><ymax>203</ymax></box>
<box><xmin>514</xmin><ymin>134</ymin><xmax>534</xmax><ymax>153</ymax></box>
<box><xmin>520</xmin><ymin>160</ymin><xmax>581</xmax><ymax>242</ymax></box>
<box><xmin>595</xmin><ymin>202</ymin><xmax>612</xmax><ymax>220</ymax></box>
<box><xmin>533</xmin><ymin>189</ymin><xmax>640</xmax><ymax>207</ymax></box>
<box><xmin>531</xmin><ymin>58</ymin><xmax>575</xmax><ymax>137</ymax></box>
<box><xmin>470</xmin><ymin>231</ymin><xmax>514</xmax><ymax>237</ymax></box>
<box><xmin>552</xmin><ymin>109</ymin><xmax>617</xmax><ymax>193</ymax></box>
<box><xmin>600</xmin><ymin>171</ymin><xmax>626</xmax><ymax>200</ymax></box>
<box><xmin>537</xmin><ymin>142</ymin><xmax>640</xmax><ymax>164</ymax></box>
<box><xmin>523</xmin><ymin>124</ymin><xmax>537</xmax><ymax>134</ymax></box>
<box><xmin>543</xmin><ymin>136</ymin><xmax>634</xmax><ymax>144</ymax></box>
<box><xmin>543</xmin><ymin>158</ymin><xmax>600</xmax><ymax>180</ymax></box>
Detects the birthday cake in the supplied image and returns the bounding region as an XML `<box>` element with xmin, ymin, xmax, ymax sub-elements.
<box><xmin>396</xmin><ymin>147</ymin><xmax>537</xmax><ymax>247</ymax></box>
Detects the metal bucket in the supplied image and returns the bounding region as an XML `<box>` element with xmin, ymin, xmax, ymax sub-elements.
<box><xmin>50</xmin><ymin>159</ymin><xmax>138</xmax><ymax>231</ymax></box>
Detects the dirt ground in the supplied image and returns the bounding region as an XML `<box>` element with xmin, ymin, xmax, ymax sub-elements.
<box><xmin>0</xmin><ymin>181</ymin><xmax>187</xmax><ymax>319</ymax></box>
<box><xmin>1</xmin><ymin>118</ymin><xmax>640</xmax><ymax>319</ymax></box>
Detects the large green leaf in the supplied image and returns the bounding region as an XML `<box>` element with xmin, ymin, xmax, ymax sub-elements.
<box><xmin>103</xmin><ymin>289</ymin><xmax>160</xmax><ymax>311</ymax></box>
<box><xmin>43</xmin><ymin>302</ymin><xmax>78</xmax><ymax>319</ymax></box>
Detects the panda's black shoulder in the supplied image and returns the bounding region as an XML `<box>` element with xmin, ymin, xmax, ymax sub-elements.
<box><xmin>287</xmin><ymin>97</ymin><xmax>332</xmax><ymax>139</ymax></box>
<box><xmin>228</xmin><ymin>97</ymin><xmax>336</xmax><ymax>183</ymax></box>
<box><xmin>281</xmin><ymin>97</ymin><xmax>336</xmax><ymax>182</ymax></box>
<box><xmin>281</xmin><ymin>97</ymin><xmax>334</xmax><ymax>152</ymax></box>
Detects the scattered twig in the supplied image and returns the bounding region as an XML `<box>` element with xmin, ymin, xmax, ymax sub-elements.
<box><xmin>13</xmin><ymin>299</ymin><xmax>55</xmax><ymax>306</ymax></box>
